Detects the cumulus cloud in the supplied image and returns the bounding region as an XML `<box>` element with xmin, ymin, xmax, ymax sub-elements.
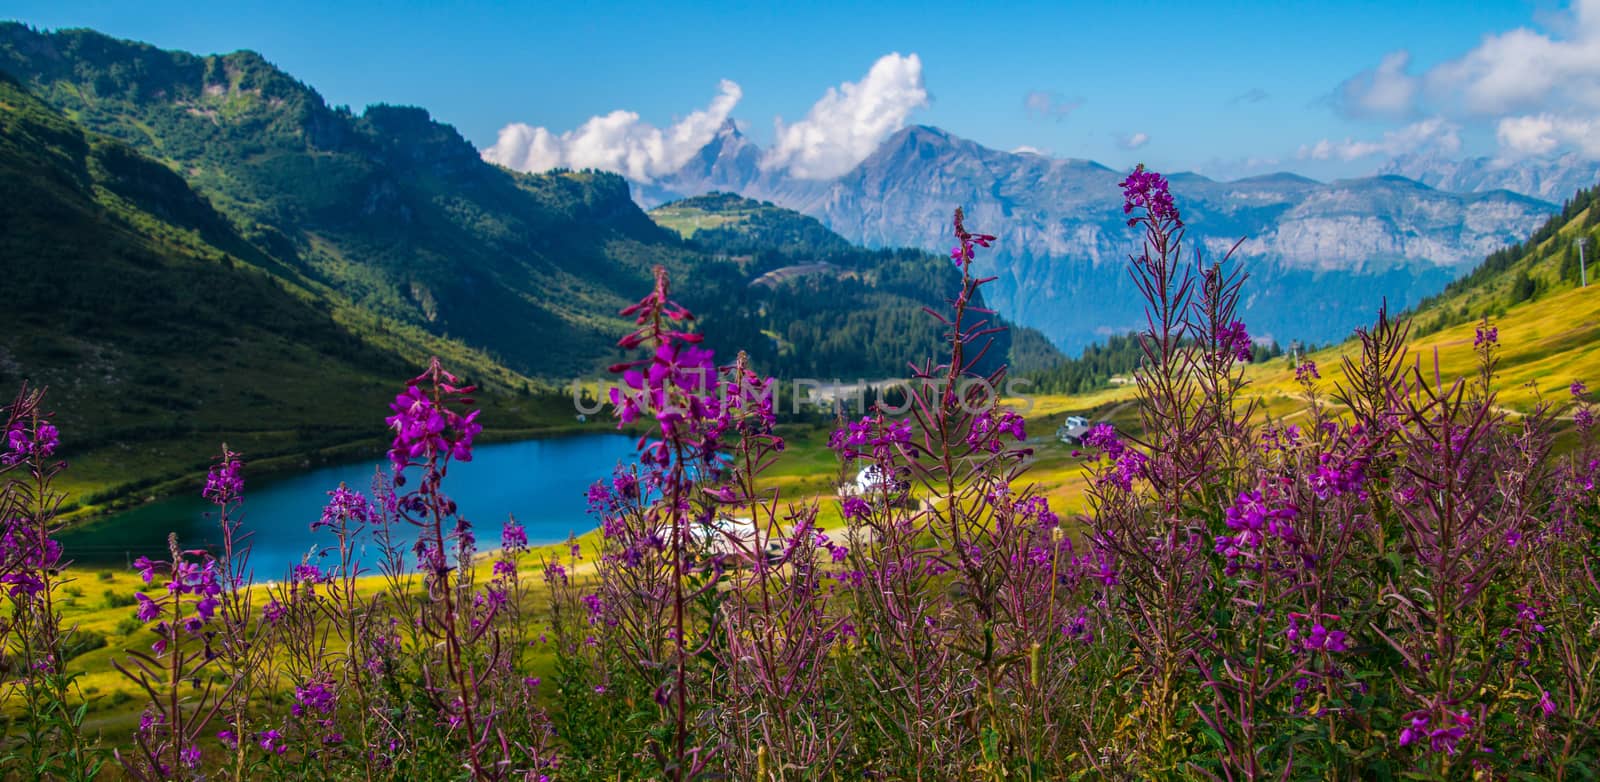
<box><xmin>481</xmin><ymin>80</ymin><xmax>743</xmax><ymax>183</ymax></box>
<box><xmin>1023</xmin><ymin>90</ymin><xmax>1082</xmax><ymax>121</ymax></box>
<box><xmin>1497</xmin><ymin>114</ymin><xmax>1600</xmax><ymax>157</ymax></box>
<box><xmin>1119</xmin><ymin>132</ymin><xmax>1150</xmax><ymax>150</ymax></box>
<box><xmin>1428</xmin><ymin>1</ymin><xmax>1600</xmax><ymax>115</ymax></box>
<box><xmin>1298</xmin><ymin>118</ymin><xmax>1461</xmax><ymax>161</ymax></box>
<box><xmin>761</xmin><ymin>53</ymin><xmax>929</xmax><ymax>180</ymax></box>
<box><xmin>1333</xmin><ymin>51</ymin><xmax>1420</xmax><ymax>119</ymax></box>
<box><xmin>1330</xmin><ymin>1</ymin><xmax>1600</xmax><ymax>158</ymax></box>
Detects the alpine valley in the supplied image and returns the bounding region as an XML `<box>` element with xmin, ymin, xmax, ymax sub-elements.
<box><xmin>0</xmin><ymin>23</ymin><xmax>1056</xmax><ymax>504</ymax></box>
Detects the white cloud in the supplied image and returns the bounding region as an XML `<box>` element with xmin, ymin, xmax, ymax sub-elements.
<box><xmin>761</xmin><ymin>53</ymin><xmax>929</xmax><ymax>180</ymax></box>
<box><xmin>1023</xmin><ymin>90</ymin><xmax>1082</xmax><ymax>121</ymax></box>
<box><xmin>1497</xmin><ymin>113</ymin><xmax>1600</xmax><ymax>157</ymax></box>
<box><xmin>1329</xmin><ymin>1</ymin><xmax>1600</xmax><ymax>159</ymax></box>
<box><xmin>1119</xmin><ymin>132</ymin><xmax>1150</xmax><ymax>150</ymax></box>
<box><xmin>481</xmin><ymin>80</ymin><xmax>742</xmax><ymax>183</ymax></box>
<box><xmin>1427</xmin><ymin>1</ymin><xmax>1600</xmax><ymax>115</ymax></box>
<box><xmin>1298</xmin><ymin>118</ymin><xmax>1461</xmax><ymax>161</ymax></box>
<box><xmin>1334</xmin><ymin>50</ymin><xmax>1420</xmax><ymax>119</ymax></box>
<box><xmin>1011</xmin><ymin>145</ymin><xmax>1050</xmax><ymax>156</ymax></box>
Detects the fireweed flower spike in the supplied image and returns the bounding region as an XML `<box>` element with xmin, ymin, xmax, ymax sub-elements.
<box><xmin>0</xmin><ymin>387</ymin><xmax>103</xmax><ymax>777</ymax></box>
<box><xmin>385</xmin><ymin>363</ymin><xmax>483</xmax><ymax>475</ymax></box>
<box><xmin>1216</xmin><ymin>320</ymin><xmax>1254</xmax><ymax>363</ymax></box>
<box><xmin>112</xmin><ymin>451</ymin><xmax>245</xmax><ymax>782</ymax></box>
<box><xmin>2</xmin><ymin>418</ymin><xmax>58</xmax><ymax>466</ymax></box>
<box><xmin>951</xmin><ymin>206</ymin><xmax>995</xmax><ymax>268</ymax></box>
<box><xmin>592</xmin><ymin>265</ymin><xmax>763</xmax><ymax>780</ymax></box>
<box><xmin>1120</xmin><ymin>163</ymin><xmax>1182</xmax><ymax>228</ymax></box>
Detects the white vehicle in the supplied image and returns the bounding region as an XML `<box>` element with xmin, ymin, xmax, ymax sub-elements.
<box><xmin>1058</xmin><ymin>415</ymin><xmax>1093</xmax><ymax>444</ymax></box>
<box><xmin>663</xmin><ymin>516</ymin><xmax>785</xmax><ymax>566</ymax></box>
<box><xmin>842</xmin><ymin>464</ymin><xmax>910</xmax><ymax>497</ymax></box>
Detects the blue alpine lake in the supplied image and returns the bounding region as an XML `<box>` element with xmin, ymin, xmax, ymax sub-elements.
<box><xmin>58</xmin><ymin>433</ymin><xmax>639</xmax><ymax>578</ymax></box>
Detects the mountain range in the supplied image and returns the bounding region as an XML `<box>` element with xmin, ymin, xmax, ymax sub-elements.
<box><xmin>1380</xmin><ymin>153</ymin><xmax>1600</xmax><ymax>204</ymax></box>
<box><xmin>631</xmin><ymin>121</ymin><xmax>1562</xmax><ymax>352</ymax></box>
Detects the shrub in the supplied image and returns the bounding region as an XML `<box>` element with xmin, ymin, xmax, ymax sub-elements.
<box><xmin>100</xmin><ymin>589</ymin><xmax>137</xmax><ymax>609</ymax></box>
<box><xmin>59</xmin><ymin>630</ymin><xmax>106</xmax><ymax>662</ymax></box>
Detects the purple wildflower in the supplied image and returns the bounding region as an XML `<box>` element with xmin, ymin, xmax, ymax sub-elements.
<box><xmin>202</xmin><ymin>454</ymin><xmax>243</xmax><ymax>504</ymax></box>
<box><xmin>502</xmin><ymin>519</ymin><xmax>528</xmax><ymax>550</ymax></box>
<box><xmin>841</xmin><ymin>496</ymin><xmax>871</xmax><ymax>523</ymax></box>
<box><xmin>134</xmin><ymin>592</ymin><xmax>161</xmax><ymax>623</ymax></box>
<box><xmin>316</xmin><ymin>485</ymin><xmax>372</xmax><ymax>530</ymax></box>
<box><xmin>1216</xmin><ymin>320</ymin><xmax>1253</xmax><ymax>363</ymax></box>
<box><xmin>133</xmin><ymin>556</ymin><xmax>157</xmax><ymax>583</ymax></box>
<box><xmin>2</xmin><ymin>420</ymin><xmax>59</xmax><ymax>466</ymax></box>
<box><xmin>966</xmin><ymin>409</ymin><xmax>1027</xmax><ymax>452</ymax></box>
<box><xmin>950</xmin><ymin>207</ymin><xmax>995</xmax><ymax>268</ymax></box>
<box><xmin>1120</xmin><ymin>164</ymin><xmax>1181</xmax><ymax>226</ymax></box>
<box><xmin>291</xmin><ymin>680</ymin><xmax>337</xmax><ymax>717</ymax></box>
<box><xmin>386</xmin><ymin>378</ymin><xmax>483</xmax><ymax>472</ymax></box>
<box><xmin>1286</xmin><ymin>613</ymin><xmax>1348</xmax><ymax>654</ymax></box>
<box><xmin>258</xmin><ymin>730</ymin><xmax>287</xmax><ymax>755</ymax></box>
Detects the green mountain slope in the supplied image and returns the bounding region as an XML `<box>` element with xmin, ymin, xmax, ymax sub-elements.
<box><xmin>1243</xmin><ymin>182</ymin><xmax>1600</xmax><ymax>417</ymax></box>
<box><xmin>0</xmin><ymin>71</ymin><xmax>576</xmax><ymax>511</ymax></box>
<box><xmin>651</xmin><ymin>193</ymin><xmax>1065</xmax><ymax>378</ymax></box>
<box><xmin>0</xmin><ymin>24</ymin><xmax>1064</xmax><ymax>385</ymax></box>
<box><xmin>0</xmin><ymin>23</ymin><xmax>697</xmax><ymax>378</ymax></box>
<box><xmin>1408</xmin><ymin>184</ymin><xmax>1600</xmax><ymax>336</ymax></box>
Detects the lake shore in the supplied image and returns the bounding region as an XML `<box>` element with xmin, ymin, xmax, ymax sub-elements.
<box><xmin>57</xmin><ymin>417</ymin><xmax>623</xmax><ymax>525</ymax></box>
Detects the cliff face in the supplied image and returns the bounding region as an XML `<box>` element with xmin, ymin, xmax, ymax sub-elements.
<box><xmin>1381</xmin><ymin>152</ymin><xmax>1600</xmax><ymax>204</ymax></box>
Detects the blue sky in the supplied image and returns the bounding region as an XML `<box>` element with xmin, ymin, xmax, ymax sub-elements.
<box><xmin>5</xmin><ymin>1</ymin><xmax>1590</xmax><ymax>182</ymax></box>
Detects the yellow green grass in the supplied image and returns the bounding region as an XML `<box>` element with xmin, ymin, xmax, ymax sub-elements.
<box><xmin>647</xmin><ymin>205</ymin><xmax>752</xmax><ymax>239</ymax></box>
<box><xmin>1245</xmin><ymin>283</ymin><xmax>1600</xmax><ymax>414</ymax></box>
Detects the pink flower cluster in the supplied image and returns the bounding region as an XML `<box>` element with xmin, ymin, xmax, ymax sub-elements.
<box><xmin>385</xmin><ymin>364</ymin><xmax>482</xmax><ymax>473</ymax></box>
